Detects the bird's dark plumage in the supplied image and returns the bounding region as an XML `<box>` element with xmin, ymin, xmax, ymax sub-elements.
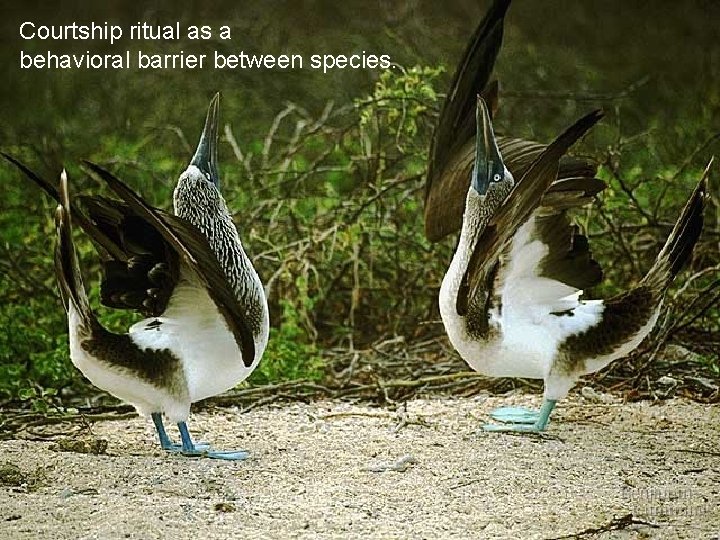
<box><xmin>86</xmin><ymin>161</ymin><xmax>258</xmax><ymax>367</ymax></box>
<box><xmin>424</xmin><ymin>0</ymin><xmax>602</xmax><ymax>242</ymax></box>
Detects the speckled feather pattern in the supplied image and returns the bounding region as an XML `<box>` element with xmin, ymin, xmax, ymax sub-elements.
<box><xmin>173</xmin><ymin>168</ymin><xmax>266</xmax><ymax>338</ymax></box>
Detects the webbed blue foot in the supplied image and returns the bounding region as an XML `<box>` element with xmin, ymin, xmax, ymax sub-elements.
<box><xmin>203</xmin><ymin>450</ymin><xmax>251</xmax><ymax>460</ymax></box>
<box><xmin>167</xmin><ymin>442</ymin><xmax>211</xmax><ymax>451</ymax></box>
<box><xmin>483</xmin><ymin>422</ymin><xmax>544</xmax><ymax>432</ymax></box>
<box><xmin>490</xmin><ymin>406</ymin><xmax>540</xmax><ymax>424</ymax></box>
<box><xmin>483</xmin><ymin>399</ymin><xmax>557</xmax><ymax>433</ymax></box>
<box><xmin>177</xmin><ymin>421</ymin><xmax>249</xmax><ymax>461</ymax></box>
<box><xmin>152</xmin><ymin>413</ymin><xmax>239</xmax><ymax>458</ymax></box>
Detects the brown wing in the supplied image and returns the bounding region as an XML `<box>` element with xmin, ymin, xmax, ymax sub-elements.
<box><xmin>530</xmin><ymin>171</ymin><xmax>608</xmax><ymax>292</ymax></box>
<box><xmin>459</xmin><ymin>109</ymin><xmax>604</xmax><ymax>315</ymax></box>
<box><xmin>425</xmin><ymin>135</ymin><xmax>601</xmax><ymax>242</ymax></box>
<box><xmin>428</xmin><ymin>0</ymin><xmax>511</xmax><ymax>194</ymax></box>
<box><xmin>84</xmin><ymin>161</ymin><xmax>256</xmax><ymax>367</ymax></box>
<box><xmin>422</xmin><ymin>0</ymin><xmax>603</xmax><ymax>243</ymax></box>
<box><xmin>2</xmin><ymin>154</ymin><xmax>180</xmax><ymax>318</ymax></box>
<box><xmin>78</xmin><ymin>196</ymin><xmax>179</xmax><ymax>316</ymax></box>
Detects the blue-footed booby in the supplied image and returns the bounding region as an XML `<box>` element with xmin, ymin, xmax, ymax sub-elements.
<box><xmin>426</xmin><ymin>0</ymin><xmax>710</xmax><ymax>432</ymax></box>
<box><xmin>437</xmin><ymin>97</ymin><xmax>709</xmax><ymax>432</ymax></box>
<box><xmin>3</xmin><ymin>94</ymin><xmax>269</xmax><ymax>458</ymax></box>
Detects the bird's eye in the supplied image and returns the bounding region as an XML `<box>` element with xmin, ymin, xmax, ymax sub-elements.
<box><xmin>493</xmin><ymin>173</ymin><xmax>502</xmax><ymax>182</ymax></box>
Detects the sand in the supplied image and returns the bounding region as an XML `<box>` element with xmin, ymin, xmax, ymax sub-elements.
<box><xmin>1</xmin><ymin>393</ymin><xmax>719</xmax><ymax>539</ymax></box>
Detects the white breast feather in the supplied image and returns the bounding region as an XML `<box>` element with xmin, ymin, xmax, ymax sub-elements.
<box><xmin>441</xmin><ymin>215</ymin><xmax>606</xmax><ymax>382</ymax></box>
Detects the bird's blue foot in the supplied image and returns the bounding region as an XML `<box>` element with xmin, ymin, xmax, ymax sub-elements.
<box><xmin>203</xmin><ymin>450</ymin><xmax>251</xmax><ymax>460</ymax></box>
<box><xmin>171</xmin><ymin>446</ymin><xmax>247</xmax><ymax>459</ymax></box>
<box><xmin>483</xmin><ymin>399</ymin><xmax>557</xmax><ymax>433</ymax></box>
<box><xmin>490</xmin><ymin>406</ymin><xmax>540</xmax><ymax>424</ymax></box>
<box><xmin>177</xmin><ymin>421</ymin><xmax>249</xmax><ymax>461</ymax></box>
<box><xmin>152</xmin><ymin>413</ymin><xmax>239</xmax><ymax>458</ymax></box>
<box><xmin>167</xmin><ymin>441</ymin><xmax>212</xmax><ymax>452</ymax></box>
<box><xmin>482</xmin><ymin>422</ymin><xmax>544</xmax><ymax>432</ymax></box>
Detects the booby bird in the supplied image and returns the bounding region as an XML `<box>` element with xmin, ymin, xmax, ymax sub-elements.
<box><xmin>425</xmin><ymin>0</ymin><xmax>604</xmax><ymax>243</ymax></box>
<box><xmin>3</xmin><ymin>94</ymin><xmax>269</xmax><ymax>458</ymax></box>
<box><xmin>438</xmin><ymin>97</ymin><xmax>709</xmax><ymax>432</ymax></box>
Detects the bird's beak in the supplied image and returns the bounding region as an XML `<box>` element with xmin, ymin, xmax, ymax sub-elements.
<box><xmin>190</xmin><ymin>92</ymin><xmax>220</xmax><ymax>187</ymax></box>
<box><xmin>472</xmin><ymin>96</ymin><xmax>503</xmax><ymax>196</ymax></box>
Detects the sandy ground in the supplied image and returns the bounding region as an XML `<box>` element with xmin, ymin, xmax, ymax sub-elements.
<box><xmin>1</xmin><ymin>393</ymin><xmax>719</xmax><ymax>540</ymax></box>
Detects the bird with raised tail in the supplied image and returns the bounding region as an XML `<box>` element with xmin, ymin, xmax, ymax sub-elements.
<box><xmin>3</xmin><ymin>94</ymin><xmax>269</xmax><ymax>459</ymax></box>
<box><xmin>437</xmin><ymin>97</ymin><xmax>710</xmax><ymax>432</ymax></box>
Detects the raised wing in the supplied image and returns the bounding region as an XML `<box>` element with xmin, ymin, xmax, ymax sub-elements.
<box><xmin>423</xmin><ymin>0</ymin><xmax>602</xmax><ymax>243</ymax></box>
<box><xmin>428</xmin><ymin>0</ymin><xmax>511</xmax><ymax>195</ymax></box>
<box><xmin>2</xmin><ymin>154</ymin><xmax>179</xmax><ymax>317</ymax></box>
<box><xmin>459</xmin><ymin>110</ymin><xmax>604</xmax><ymax>326</ymax></box>
<box><xmin>85</xmin><ymin>162</ymin><xmax>256</xmax><ymax>367</ymax></box>
<box><xmin>78</xmin><ymin>196</ymin><xmax>180</xmax><ymax>315</ymax></box>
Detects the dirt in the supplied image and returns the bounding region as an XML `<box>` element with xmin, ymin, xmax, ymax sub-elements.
<box><xmin>1</xmin><ymin>392</ymin><xmax>719</xmax><ymax>540</ymax></box>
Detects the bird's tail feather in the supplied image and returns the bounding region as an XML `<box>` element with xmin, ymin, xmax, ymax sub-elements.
<box><xmin>642</xmin><ymin>159</ymin><xmax>711</xmax><ymax>290</ymax></box>
<box><xmin>54</xmin><ymin>171</ymin><xmax>93</xmax><ymax>328</ymax></box>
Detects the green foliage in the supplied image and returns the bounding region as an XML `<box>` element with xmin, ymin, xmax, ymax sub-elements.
<box><xmin>0</xmin><ymin>296</ymin><xmax>72</xmax><ymax>405</ymax></box>
<box><xmin>358</xmin><ymin>65</ymin><xmax>444</xmax><ymax>143</ymax></box>
<box><xmin>249</xmin><ymin>300</ymin><xmax>325</xmax><ymax>385</ymax></box>
<box><xmin>1</xmin><ymin>36</ymin><xmax>718</xmax><ymax>403</ymax></box>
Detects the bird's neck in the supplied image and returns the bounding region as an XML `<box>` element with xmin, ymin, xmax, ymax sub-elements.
<box><xmin>440</xmin><ymin>192</ymin><xmax>491</xmax><ymax>320</ymax></box>
<box><xmin>178</xmin><ymin>201</ymin><xmax>254</xmax><ymax>280</ymax></box>
<box><xmin>172</xmin><ymin>177</ymin><xmax>250</xmax><ymax>275</ymax></box>
<box><xmin>172</xmin><ymin>172</ymin><xmax>269</xmax><ymax>344</ymax></box>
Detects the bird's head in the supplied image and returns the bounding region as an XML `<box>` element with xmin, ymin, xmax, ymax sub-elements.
<box><xmin>468</xmin><ymin>96</ymin><xmax>514</xmax><ymax>213</ymax></box>
<box><xmin>174</xmin><ymin>93</ymin><xmax>227</xmax><ymax>218</ymax></box>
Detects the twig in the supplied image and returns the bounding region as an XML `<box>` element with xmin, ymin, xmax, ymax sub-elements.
<box><xmin>449</xmin><ymin>479</ymin><xmax>482</xmax><ymax>490</ymax></box>
<box><xmin>547</xmin><ymin>514</ymin><xmax>659</xmax><ymax>540</ymax></box>
<box><xmin>670</xmin><ymin>448</ymin><xmax>720</xmax><ymax>457</ymax></box>
<box><xmin>365</xmin><ymin>455</ymin><xmax>416</xmax><ymax>473</ymax></box>
<box><xmin>319</xmin><ymin>411</ymin><xmax>390</xmax><ymax>420</ymax></box>
<box><xmin>502</xmin><ymin>76</ymin><xmax>650</xmax><ymax>102</ymax></box>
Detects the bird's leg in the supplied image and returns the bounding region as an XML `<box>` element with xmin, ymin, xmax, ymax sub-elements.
<box><xmin>152</xmin><ymin>413</ymin><xmax>210</xmax><ymax>452</ymax></box>
<box><xmin>483</xmin><ymin>399</ymin><xmax>557</xmax><ymax>432</ymax></box>
<box><xmin>533</xmin><ymin>399</ymin><xmax>556</xmax><ymax>430</ymax></box>
<box><xmin>177</xmin><ymin>421</ymin><xmax>204</xmax><ymax>456</ymax></box>
<box><xmin>176</xmin><ymin>421</ymin><xmax>250</xmax><ymax>461</ymax></box>
<box><xmin>152</xmin><ymin>412</ymin><xmax>175</xmax><ymax>450</ymax></box>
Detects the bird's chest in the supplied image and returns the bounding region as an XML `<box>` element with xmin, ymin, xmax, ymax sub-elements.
<box><xmin>131</xmin><ymin>277</ymin><xmax>256</xmax><ymax>402</ymax></box>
